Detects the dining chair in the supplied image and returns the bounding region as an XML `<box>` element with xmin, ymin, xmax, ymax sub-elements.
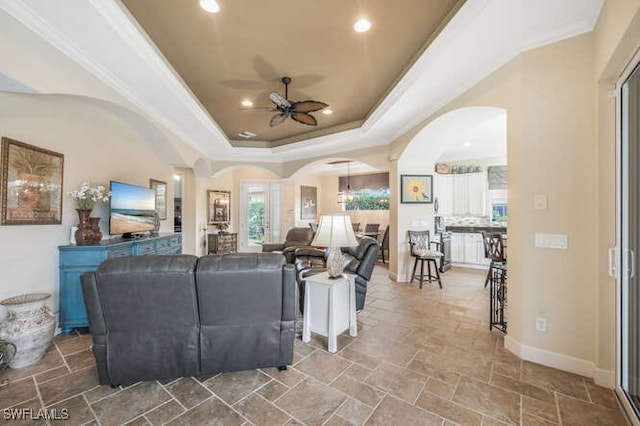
<box><xmin>407</xmin><ymin>230</ymin><xmax>443</xmax><ymax>289</ymax></box>
<box><xmin>351</xmin><ymin>222</ymin><xmax>361</xmax><ymax>232</ymax></box>
<box><xmin>364</xmin><ymin>223</ymin><xmax>380</xmax><ymax>235</ymax></box>
<box><xmin>481</xmin><ymin>232</ymin><xmax>507</xmax><ymax>287</ymax></box>
<box><xmin>379</xmin><ymin>225</ymin><xmax>389</xmax><ymax>263</ymax></box>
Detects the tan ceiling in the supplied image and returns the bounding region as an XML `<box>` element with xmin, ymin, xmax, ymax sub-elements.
<box><xmin>121</xmin><ymin>0</ymin><xmax>463</xmax><ymax>148</ymax></box>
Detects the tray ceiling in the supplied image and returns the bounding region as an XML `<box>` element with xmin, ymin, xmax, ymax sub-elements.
<box><xmin>121</xmin><ymin>0</ymin><xmax>463</xmax><ymax>147</ymax></box>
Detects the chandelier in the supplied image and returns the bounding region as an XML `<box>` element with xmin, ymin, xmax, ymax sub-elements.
<box><xmin>337</xmin><ymin>161</ymin><xmax>355</xmax><ymax>204</ymax></box>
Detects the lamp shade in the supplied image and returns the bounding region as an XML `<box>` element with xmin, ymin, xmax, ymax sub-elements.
<box><xmin>310</xmin><ymin>214</ymin><xmax>358</xmax><ymax>248</ymax></box>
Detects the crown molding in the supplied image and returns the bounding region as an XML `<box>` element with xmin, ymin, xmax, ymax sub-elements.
<box><xmin>0</xmin><ymin>0</ymin><xmax>606</xmax><ymax>164</ymax></box>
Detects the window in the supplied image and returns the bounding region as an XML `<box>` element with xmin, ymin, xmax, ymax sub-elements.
<box><xmin>345</xmin><ymin>189</ymin><xmax>390</xmax><ymax>211</ymax></box>
<box><xmin>491</xmin><ymin>189</ymin><xmax>508</xmax><ymax>222</ymax></box>
<box><xmin>339</xmin><ymin>172</ymin><xmax>390</xmax><ymax>211</ymax></box>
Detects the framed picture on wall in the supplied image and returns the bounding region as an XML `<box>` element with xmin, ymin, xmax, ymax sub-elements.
<box><xmin>149</xmin><ymin>179</ymin><xmax>167</xmax><ymax>220</ymax></box>
<box><xmin>300</xmin><ymin>185</ymin><xmax>317</xmax><ymax>219</ymax></box>
<box><xmin>1</xmin><ymin>137</ymin><xmax>64</xmax><ymax>225</ymax></box>
<box><xmin>400</xmin><ymin>174</ymin><xmax>433</xmax><ymax>204</ymax></box>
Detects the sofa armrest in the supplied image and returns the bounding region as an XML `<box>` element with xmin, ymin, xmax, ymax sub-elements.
<box><xmin>80</xmin><ymin>272</ymin><xmax>107</xmax><ymax>337</ymax></box>
<box><xmin>294</xmin><ymin>247</ymin><xmax>326</xmax><ymax>258</ymax></box>
<box><xmin>281</xmin><ymin>264</ymin><xmax>296</xmax><ymax>322</ymax></box>
<box><xmin>80</xmin><ymin>271</ymin><xmax>110</xmax><ymax>385</ymax></box>
<box><xmin>262</xmin><ymin>243</ymin><xmax>285</xmax><ymax>252</ymax></box>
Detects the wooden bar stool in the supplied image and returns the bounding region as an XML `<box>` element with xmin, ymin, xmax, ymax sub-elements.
<box><xmin>408</xmin><ymin>230</ymin><xmax>443</xmax><ymax>289</ymax></box>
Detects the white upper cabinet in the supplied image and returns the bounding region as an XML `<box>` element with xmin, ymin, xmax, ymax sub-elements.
<box><xmin>434</xmin><ymin>175</ymin><xmax>453</xmax><ymax>215</ymax></box>
<box><xmin>453</xmin><ymin>175</ymin><xmax>469</xmax><ymax>215</ymax></box>
<box><xmin>467</xmin><ymin>173</ymin><xmax>487</xmax><ymax>215</ymax></box>
<box><xmin>442</xmin><ymin>173</ymin><xmax>487</xmax><ymax>216</ymax></box>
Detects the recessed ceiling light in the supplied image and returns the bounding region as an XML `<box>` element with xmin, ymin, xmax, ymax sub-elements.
<box><xmin>322</xmin><ymin>109</ymin><xmax>333</xmax><ymax>115</ymax></box>
<box><xmin>199</xmin><ymin>0</ymin><xmax>220</xmax><ymax>13</ymax></box>
<box><xmin>241</xmin><ymin>100</ymin><xmax>253</xmax><ymax>107</ymax></box>
<box><xmin>238</xmin><ymin>131</ymin><xmax>257</xmax><ymax>139</ymax></box>
<box><xmin>354</xmin><ymin>19</ymin><xmax>371</xmax><ymax>33</ymax></box>
<box><xmin>463</xmin><ymin>142</ymin><xmax>471</xmax><ymax>147</ymax></box>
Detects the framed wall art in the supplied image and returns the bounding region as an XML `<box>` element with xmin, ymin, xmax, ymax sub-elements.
<box><xmin>149</xmin><ymin>178</ymin><xmax>167</xmax><ymax>220</ymax></box>
<box><xmin>1</xmin><ymin>137</ymin><xmax>64</xmax><ymax>225</ymax></box>
<box><xmin>400</xmin><ymin>174</ymin><xmax>433</xmax><ymax>204</ymax></box>
<box><xmin>300</xmin><ymin>185</ymin><xmax>317</xmax><ymax>220</ymax></box>
<box><xmin>207</xmin><ymin>190</ymin><xmax>230</xmax><ymax>225</ymax></box>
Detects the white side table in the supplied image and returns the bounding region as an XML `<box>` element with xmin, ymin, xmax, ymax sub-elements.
<box><xmin>302</xmin><ymin>271</ymin><xmax>357</xmax><ymax>353</ymax></box>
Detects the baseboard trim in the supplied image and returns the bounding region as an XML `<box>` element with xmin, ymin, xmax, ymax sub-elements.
<box><xmin>594</xmin><ymin>368</ymin><xmax>616</xmax><ymax>389</ymax></box>
<box><xmin>504</xmin><ymin>335</ymin><xmax>602</xmax><ymax>382</ymax></box>
<box><xmin>390</xmin><ymin>272</ymin><xmax>409</xmax><ymax>282</ymax></box>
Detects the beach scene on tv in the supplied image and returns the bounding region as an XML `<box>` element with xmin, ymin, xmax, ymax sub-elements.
<box><xmin>110</xmin><ymin>181</ymin><xmax>156</xmax><ymax>235</ymax></box>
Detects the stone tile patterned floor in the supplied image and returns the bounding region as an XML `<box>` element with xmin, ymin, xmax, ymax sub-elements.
<box><xmin>0</xmin><ymin>266</ymin><xmax>629</xmax><ymax>425</ymax></box>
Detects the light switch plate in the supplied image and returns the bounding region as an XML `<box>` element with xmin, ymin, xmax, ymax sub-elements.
<box><xmin>535</xmin><ymin>233</ymin><xmax>568</xmax><ymax>249</ymax></box>
<box><xmin>534</xmin><ymin>194</ymin><xmax>547</xmax><ymax>210</ymax></box>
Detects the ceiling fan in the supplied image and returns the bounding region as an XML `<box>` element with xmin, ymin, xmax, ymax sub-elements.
<box><xmin>246</xmin><ymin>76</ymin><xmax>329</xmax><ymax>127</ymax></box>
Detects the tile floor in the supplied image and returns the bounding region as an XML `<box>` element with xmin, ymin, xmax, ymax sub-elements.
<box><xmin>0</xmin><ymin>266</ymin><xmax>630</xmax><ymax>425</ymax></box>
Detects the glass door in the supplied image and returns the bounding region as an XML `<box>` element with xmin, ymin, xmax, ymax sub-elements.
<box><xmin>239</xmin><ymin>181</ymin><xmax>281</xmax><ymax>252</ymax></box>
<box><xmin>619</xmin><ymin>58</ymin><xmax>640</xmax><ymax>422</ymax></box>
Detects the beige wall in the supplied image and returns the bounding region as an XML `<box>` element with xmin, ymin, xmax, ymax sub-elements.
<box><xmin>593</xmin><ymin>0</ymin><xmax>640</xmax><ymax>375</ymax></box>
<box><xmin>0</xmin><ymin>92</ymin><xmax>176</xmax><ymax>319</ymax></box>
<box><xmin>395</xmin><ymin>34</ymin><xmax>598</xmax><ymax>367</ymax></box>
<box><xmin>387</xmin><ymin>0</ymin><xmax>640</xmax><ymax>385</ymax></box>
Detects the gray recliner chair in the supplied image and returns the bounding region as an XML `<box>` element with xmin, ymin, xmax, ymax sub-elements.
<box><xmin>293</xmin><ymin>236</ymin><xmax>379</xmax><ymax>312</ymax></box>
<box><xmin>262</xmin><ymin>226</ymin><xmax>315</xmax><ymax>263</ymax></box>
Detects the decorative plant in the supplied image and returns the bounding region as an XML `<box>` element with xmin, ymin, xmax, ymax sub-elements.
<box><xmin>67</xmin><ymin>182</ymin><xmax>110</xmax><ymax>210</ymax></box>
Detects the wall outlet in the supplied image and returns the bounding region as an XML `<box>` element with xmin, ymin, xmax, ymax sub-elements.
<box><xmin>535</xmin><ymin>317</ymin><xmax>547</xmax><ymax>333</ymax></box>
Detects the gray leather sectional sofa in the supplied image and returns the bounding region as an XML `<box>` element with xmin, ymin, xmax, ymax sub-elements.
<box><xmin>81</xmin><ymin>253</ymin><xmax>296</xmax><ymax>386</ymax></box>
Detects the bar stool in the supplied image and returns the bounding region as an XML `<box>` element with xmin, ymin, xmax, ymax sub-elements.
<box><xmin>482</xmin><ymin>232</ymin><xmax>507</xmax><ymax>287</ymax></box>
<box><xmin>408</xmin><ymin>230</ymin><xmax>443</xmax><ymax>289</ymax></box>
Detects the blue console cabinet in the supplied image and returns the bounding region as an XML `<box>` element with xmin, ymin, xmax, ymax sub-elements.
<box><xmin>58</xmin><ymin>234</ymin><xmax>182</xmax><ymax>334</ymax></box>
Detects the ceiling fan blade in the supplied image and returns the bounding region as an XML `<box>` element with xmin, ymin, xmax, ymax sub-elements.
<box><xmin>292</xmin><ymin>100</ymin><xmax>329</xmax><ymax>113</ymax></box>
<box><xmin>269</xmin><ymin>92</ymin><xmax>291</xmax><ymax>108</ymax></box>
<box><xmin>291</xmin><ymin>112</ymin><xmax>318</xmax><ymax>126</ymax></box>
<box><xmin>270</xmin><ymin>113</ymin><xmax>288</xmax><ymax>127</ymax></box>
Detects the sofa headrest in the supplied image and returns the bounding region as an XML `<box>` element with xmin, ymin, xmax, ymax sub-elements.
<box><xmin>342</xmin><ymin>236</ymin><xmax>379</xmax><ymax>259</ymax></box>
<box><xmin>197</xmin><ymin>253</ymin><xmax>285</xmax><ymax>271</ymax></box>
<box><xmin>284</xmin><ymin>227</ymin><xmax>315</xmax><ymax>245</ymax></box>
<box><xmin>97</xmin><ymin>255</ymin><xmax>198</xmax><ymax>274</ymax></box>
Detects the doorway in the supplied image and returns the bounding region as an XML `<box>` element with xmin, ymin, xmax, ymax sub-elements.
<box><xmin>173</xmin><ymin>172</ymin><xmax>183</xmax><ymax>233</ymax></box>
<box><xmin>617</xmin><ymin>54</ymin><xmax>640</xmax><ymax>422</ymax></box>
<box><xmin>239</xmin><ymin>181</ymin><xmax>282</xmax><ymax>252</ymax></box>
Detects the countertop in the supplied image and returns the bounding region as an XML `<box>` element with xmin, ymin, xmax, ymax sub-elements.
<box><xmin>446</xmin><ymin>225</ymin><xmax>507</xmax><ymax>234</ymax></box>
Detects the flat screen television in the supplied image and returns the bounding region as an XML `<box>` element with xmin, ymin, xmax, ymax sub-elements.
<box><xmin>109</xmin><ymin>180</ymin><xmax>156</xmax><ymax>238</ymax></box>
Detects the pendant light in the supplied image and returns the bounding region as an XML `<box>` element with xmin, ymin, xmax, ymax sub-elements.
<box><xmin>337</xmin><ymin>161</ymin><xmax>355</xmax><ymax>204</ymax></box>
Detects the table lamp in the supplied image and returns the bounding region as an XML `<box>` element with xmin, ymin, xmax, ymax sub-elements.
<box><xmin>311</xmin><ymin>214</ymin><xmax>359</xmax><ymax>278</ymax></box>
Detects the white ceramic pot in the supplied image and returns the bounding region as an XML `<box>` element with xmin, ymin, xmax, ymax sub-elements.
<box><xmin>0</xmin><ymin>293</ymin><xmax>55</xmax><ymax>368</ymax></box>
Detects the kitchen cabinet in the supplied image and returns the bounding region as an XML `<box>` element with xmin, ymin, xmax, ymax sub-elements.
<box><xmin>436</xmin><ymin>173</ymin><xmax>487</xmax><ymax>216</ymax></box>
<box><xmin>467</xmin><ymin>174</ymin><xmax>488</xmax><ymax>215</ymax></box>
<box><xmin>451</xmin><ymin>233</ymin><xmax>464</xmax><ymax>263</ymax></box>
<box><xmin>453</xmin><ymin>173</ymin><xmax>487</xmax><ymax>215</ymax></box>
<box><xmin>450</xmin><ymin>232</ymin><xmax>489</xmax><ymax>266</ymax></box>
<box><xmin>434</xmin><ymin>175</ymin><xmax>453</xmax><ymax>215</ymax></box>
<box><xmin>464</xmin><ymin>233</ymin><xmax>486</xmax><ymax>265</ymax></box>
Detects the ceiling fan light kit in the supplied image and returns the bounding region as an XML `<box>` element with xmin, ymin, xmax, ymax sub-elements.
<box><xmin>199</xmin><ymin>0</ymin><xmax>220</xmax><ymax>13</ymax></box>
